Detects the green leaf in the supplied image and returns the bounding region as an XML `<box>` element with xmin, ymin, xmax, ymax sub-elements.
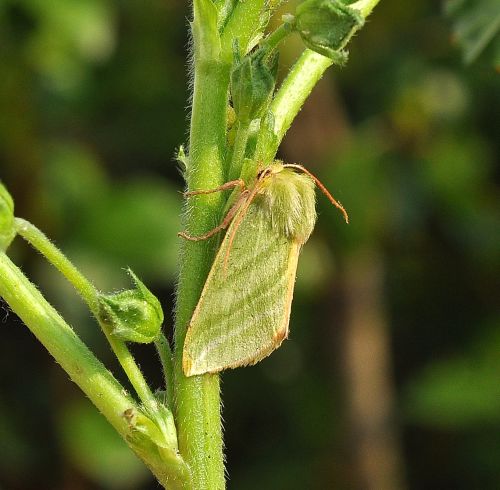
<box><xmin>445</xmin><ymin>0</ymin><xmax>500</xmax><ymax>65</ymax></box>
<box><xmin>192</xmin><ymin>0</ymin><xmax>221</xmax><ymax>60</ymax></box>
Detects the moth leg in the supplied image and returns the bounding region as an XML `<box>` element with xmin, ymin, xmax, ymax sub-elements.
<box><xmin>183</xmin><ymin>179</ymin><xmax>245</xmax><ymax>198</ymax></box>
<box><xmin>178</xmin><ymin>190</ymin><xmax>250</xmax><ymax>241</ymax></box>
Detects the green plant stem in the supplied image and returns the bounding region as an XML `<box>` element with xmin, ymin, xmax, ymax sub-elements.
<box><xmin>228</xmin><ymin>119</ymin><xmax>251</xmax><ymax>180</ymax></box>
<box><xmin>103</xmin><ymin>329</ymin><xmax>159</xmax><ymax>413</ymax></box>
<box><xmin>257</xmin><ymin>0</ymin><xmax>382</xmax><ymax>161</ymax></box>
<box><xmin>173</xmin><ymin>4</ymin><xmax>231</xmax><ymax>490</ymax></box>
<box><xmin>0</xmin><ymin>252</ymin><xmax>190</xmax><ymax>488</ymax></box>
<box><xmin>262</xmin><ymin>23</ymin><xmax>291</xmax><ymax>53</ymax></box>
<box><xmin>14</xmin><ymin>218</ymin><xmax>97</xmax><ymax>309</ymax></box>
<box><xmin>0</xmin><ymin>252</ymin><xmax>135</xmax><ymax>431</ymax></box>
<box><xmin>266</xmin><ymin>49</ymin><xmax>333</xmax><ymax>158</ymax></box>
<box><xmin>351</xmin><ymin>0</ymin><xmax>381</xmax><ymax>17</ymax></box>
<box><xmin>156</xmin><ymin>333</ymin><xmax>175</xmax><ymax>411</ymax></box>
<box><xmin>14</xmin><ymin>217</ymin><xmax>158</xmax><ymax>413</ymax></box>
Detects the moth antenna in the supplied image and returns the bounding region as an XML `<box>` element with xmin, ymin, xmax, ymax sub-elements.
<box><xmin>284</xmin><ymin>164</ymin><xmax>349</xmax><ymax>223</ymax></box>
<box><xmin>178</xmin><ymin>190</ymin><xmax>249</xmax><ymax>241</ymax></box>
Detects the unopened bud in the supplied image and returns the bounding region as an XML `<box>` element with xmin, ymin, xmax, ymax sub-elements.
<box><xmin>294</xmin><ymin>0</ymin><xmax>364</xmax><ymax>60</ymax></box>
<box><xmin>98</xmin><ymin>270</ymin><xmax>163</xmax><ymax>343</ymax></box>
<box><xmin>231</xmin><ymin>47</ymin><xmax>279</xmax><ymax>122</ymax></box>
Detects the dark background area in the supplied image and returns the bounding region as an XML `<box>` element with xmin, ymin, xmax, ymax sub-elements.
<box><xmin>1</xmin><ymin>0</ymin><xmax>499</xmax><ymax>489</ymax></box>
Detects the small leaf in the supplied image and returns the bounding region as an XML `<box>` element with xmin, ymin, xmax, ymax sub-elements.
<box><xmin>192</xmin><ymin>0</ymin><xmax>221</xmax><ymax>60</ymax></box>
<box><xmin>98</xmin><ymin>270</ymin><xmax>164</xmax><ymax>343</ymax></box>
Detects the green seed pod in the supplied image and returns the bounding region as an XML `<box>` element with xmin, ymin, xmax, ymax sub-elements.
<box><xmin>0</xmin><ymin>182</ymin><xmax>16</xmax><ymax>251</ymax></box>
<box><xmin>294</xmin><ymin>0</ymin><xmax>364</xmax><ymax>60</ymax></box>
<box><xmin>231</xmin><ymin>47</ymin><xmax>279</xmax><ymax>123</ymax></box>
<box><xmin>98</xmin><ymin>270</ymin><xmax>163</xmax><ymax>343</ymax></box>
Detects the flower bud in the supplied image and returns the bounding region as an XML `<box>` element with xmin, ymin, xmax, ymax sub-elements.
<box><xmin>294</xmin><ymin>0</ymin><xmax>364</xmax><ymax>60</ymax></box>
<box><xmin>0</xmin><ymin>182</ymin><xmax>15</xmax><ymax>251</ymax></box>
<box><xmin>98</xmin><ymin>270</ymin><xmax>163</xmax><ymax>343</ymax></box>
<box><xmin>124</xmin><ymin>403</ymin><xmax>178</xmax><ymax>454</ymax></box>
<box><xmin>231</xmin><ymin>47</ymin><xmax>279</xmax><ymax>123</ymax></box>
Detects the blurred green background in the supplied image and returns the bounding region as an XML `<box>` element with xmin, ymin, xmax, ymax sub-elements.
<box><xmin>0</xmin><ymin>0</ymin><xmax>499</xmax><ymax>489</ymax></box>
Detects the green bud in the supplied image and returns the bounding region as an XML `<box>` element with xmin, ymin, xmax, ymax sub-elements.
<box><xmin>293</xmin><ymin>0</ymin><xmax>364</xmax><ymax>60</ymax></box>
<box><xmin>124</xmin><ymin>404</ymin><xmax>178</xmax><ymax>454</ymax></box>
<box><xmin>0</xmin><ymin>182</ymin><xmax>16</xmax><ymax>251</ymax></box>
<box><xmin>98</xmin><ymin>270</ymin><xmax>163</xmax><ymax>343</ymax></box>
<box><xmin>231</xmin><ymin>46</ymin><xmax>279</xmax><ymax>123</ymax></box>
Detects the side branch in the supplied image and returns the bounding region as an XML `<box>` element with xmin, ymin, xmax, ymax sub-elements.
<box><xmin>265</xmin><ymin>49</ymin><xmax>332</xmax><ymax>159</ymax></box>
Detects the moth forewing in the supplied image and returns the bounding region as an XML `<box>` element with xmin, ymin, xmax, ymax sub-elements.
<box><xmin>182</xmin><ymin>195</ymin><xmax>303</xmax><ymax>376</ymax></box>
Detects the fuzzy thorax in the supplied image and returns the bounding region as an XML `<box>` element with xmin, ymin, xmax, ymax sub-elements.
<box><xmin>256</xmin><ymin>165</ymin><xmax>317</xmax><ymax>244</ymax></box>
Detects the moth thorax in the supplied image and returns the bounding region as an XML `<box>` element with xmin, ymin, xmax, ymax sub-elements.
<box><xmin>257</xmin><ymin>168</ymin><xmax>317</xmax><ymax>244</ymax></box>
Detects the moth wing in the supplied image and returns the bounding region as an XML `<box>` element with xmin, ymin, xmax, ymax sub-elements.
<box><xmin>183</xmin><ymin>203</ymin><xmax>300</xmax><ymax>376</ymax></box>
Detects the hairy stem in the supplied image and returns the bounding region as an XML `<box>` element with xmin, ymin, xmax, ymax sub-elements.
<box><xmin>14</xmin><ymin>217</ymin><xmax>158</xmax><ymax>412</ymax></box>
<box><xmin>228</xmin><ymin>119</ymin><xmax>251</xmax><ymax>180</ymax></box>
<box><xmin>14</xmin><ymin>218</ymin><xmax>97</xmax><ymax>309</ymax></box>
<box><xmin>172</xmin><ymin>2</ymin><xmax>231</xmax><ymax>488</ymax></box>
<box><xmin>0</xmin><ymin>250</ymin><xmax>190</xmax><ymax>488</ymax></box>
<box><xmin>258</xmin><ymin>0</ymin><xmax>382</xmax><ymax>162</ymax></box>
<box><xmin>0</xmin><ymin>252</ymin><xmax>136</xmax><ymax>431</ymax></box>
<box><xmin>267</xmin><ymin>49</ymin><xmax>333</xmax><ymax>158</ymax></box>
<box><xmin>156</xmin><ymin>333</ymin><xmax>175</xmax><ymax>412</ymax></box>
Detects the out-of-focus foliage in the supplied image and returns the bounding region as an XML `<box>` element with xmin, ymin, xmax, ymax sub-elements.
<box><xmin>0</xmin><ymin>0</ymin><xmax>499</xmax><ymax>489</ymax></box>
<box><xmin>58</xmin><ymin>400</ymin><xmax>149</xmax><ymax>489</ymax></box>
<box><xmin>445</xmin><ymin>0</ymin><xmax>500</xmax><ymax>66</ymax></box>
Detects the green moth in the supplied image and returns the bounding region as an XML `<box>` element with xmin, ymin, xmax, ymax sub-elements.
<box><xmin>179</xmin><ymin>161</ymin><xmax>348</xmax><ymax>376</ymax></box>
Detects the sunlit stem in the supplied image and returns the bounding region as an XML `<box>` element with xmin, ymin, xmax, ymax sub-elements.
<box><xmin>260</xmin><ymin>0</ymin><xmax>382</xmax><ymax>161</ymax></box>
<box><xmin>14</xmin><ymin>218</ymin><xmax>158</xmax><ymax>413</ymax></box>
<box><xmin>351</xmin><ymin>0</ymin><xmax>382</xmax><ymax>17</ymax></box>
<box><xmin>266</xmin><ymin>49</ymin><xmax>333</xmax><ymax>158</ymax></box>
<box><xmin>14</xmin><ymin>218</ymin><xmax>98</xmax><ymax>309</ymax></box>
<box><xmin>262</xmin><ymin>22</ymin><xmax>292</xmax><ymax>53</ymax></box>
<box><xmin>228</xmin><ymin>119</ymin><xmax>251</xmax><ymax>181</ymax></box>
<box><xmin>155</xmin><ymin>333</ymin><xmax>175</xmax><ymax>412</ymax></box>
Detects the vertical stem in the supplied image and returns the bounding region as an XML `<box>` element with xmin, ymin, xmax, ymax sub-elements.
<box><xmin>173</xmin><ymin>3</ymin><xmax>231</xmax><ymax>486</ymax></box>
<box><xmin>174</xmin><ymin>62</ymin><xmax>229</xmax><ymax>490</ymax></box>
<box><xmin>340</xmin><ymin>249</ymin><xmax>406</xmax><ymax>489</ymax></box>
<box><xmin>156</xmin><ymin>333</ymin><xmax>175</xmax><ymax>412</ymax></box>
<box><xmin>228</xmin><ymin>119</ymin><xmax>251</xmax><ymax>180</ymax></box>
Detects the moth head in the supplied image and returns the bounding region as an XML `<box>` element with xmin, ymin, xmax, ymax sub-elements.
<box><xmin>257</xmin><ymin>164</ymin><xmax>317</xmax><ymax>244</ymax></box>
